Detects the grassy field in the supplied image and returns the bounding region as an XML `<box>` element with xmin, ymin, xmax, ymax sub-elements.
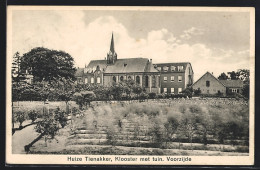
<box><xmin>12</xmin><ymin>98</ymin><xmax>249</xmax><ymax>155</ymax></box>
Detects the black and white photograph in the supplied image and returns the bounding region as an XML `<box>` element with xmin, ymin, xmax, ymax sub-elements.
<box><xmin>6</xmin><ymin>6</ymin><xmax>255</xmax><ymax>165</ymax></box>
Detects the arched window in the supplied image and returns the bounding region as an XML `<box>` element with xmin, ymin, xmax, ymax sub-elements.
<box><xmin>84</xmin><ymin>78</ymin><xmax>88</xmax><ymax>84</ymax></box>
<box><xmin>97</xmin><ymin>77</ymin><xmax>101</xmax><ymax>84</ymax></box>
<box><xmin>136</xmin><ymin>76</ymin><xmax>140</xmax><ymax>84</ymax></box>
<box><xmin>128</xmin><ymin>76</ymin><xmax>132</xmax><ymax>80</ymax></box>
<box><xmin>145</xmin><ymin>75</ymin><xmax>149</xmax><ymax>87</ymax></box>
<box><xmin>152</xmin><ymin>75</ymin><xmax>156</xmax><ymax>87</ymax></box>
<box><xmin>91</xmin><ymin>77</ymin><xmax>94</xmax><ymax>84</ymax></box>
<box><xmin>120</xmin><ymin>76</ymin><xmax>124</xmax><ymax>82</ymax></box>
<box><xmin>113</xmin><ymin>76</ymin><xmax>116</xmax><ymax>82</ymax></box>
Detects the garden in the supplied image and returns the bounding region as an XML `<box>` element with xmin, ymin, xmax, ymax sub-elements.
<box><xmin>12</xmin><ymin>97</ymin><xmax>249</xmax><ymax>155</ymax></box>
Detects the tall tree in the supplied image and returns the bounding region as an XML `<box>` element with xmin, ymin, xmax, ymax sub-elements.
<box><xmin>218</xmin><ymin>72</ymin><xmax>229</xmax><ymax>80</ymax></box>
<box><xmin>20</xmin><ymin>47</ymin><xmax>76</xmax><ymax>82</ymax></box>
<box><xmin>12</xmin><ymin>52</ymin><xmax>26</xmax><ymax>84</ymax></box>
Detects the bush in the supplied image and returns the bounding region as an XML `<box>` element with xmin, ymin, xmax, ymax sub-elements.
<box><xmin>14</xmin><ymin>111</ymin><xmax>26</xmax><ymax>127</ymax></box>
<box><xmin>148</xmin><ymin>92</ymin><xmax>156</xmax><ymax>99</ymax></box>
<box><xmin>28</xmin><ymin>110</ymin><xmax>38</xmax><ymax>122</ymax></box>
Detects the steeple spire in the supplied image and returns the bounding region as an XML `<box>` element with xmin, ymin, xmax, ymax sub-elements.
<box><xmin>110</xmin><ymin>32</ymin><xmax>115</xmax><ymax>53</ymax></box>
<box><xmin>107</xmin><ymin>32</ymin><xmax>117</xmax><ymax>64</ymax></box>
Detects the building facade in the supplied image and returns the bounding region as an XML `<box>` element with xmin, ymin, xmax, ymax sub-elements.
<box><xmin>75</xmin><ymin>33</ymin><xmax>194</xmax><ymax>94</ymax></box>
<box><xmin>192</xmin><ymin>72</ymin><xmax>226</xmax><ymax>95</ymax></box>
<box><xmin>192</xmin><ymin>72</ymin><xmax>243</xmax><ymax>95</ymax></box>
<box><xmin>154</xmin><ymin>63</ymin><xmax>194</xmax><ymax>94</ymax></box>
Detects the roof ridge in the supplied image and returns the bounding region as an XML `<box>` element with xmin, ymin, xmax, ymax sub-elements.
<box><xmin>192</xmin><ymin>71</ymin><xmax>226</xmax><ymax>87</ymax></box>
<box><xmin>155</xmin><ymin>62</ymin><xmax>190</xmax><ymax>64</ymax></box>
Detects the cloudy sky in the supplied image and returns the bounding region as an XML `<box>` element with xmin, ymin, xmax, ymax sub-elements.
<box><xmin>11</xmin><ymin>8</ymin><xmax>252</xmax><ymax>81</ymax></box>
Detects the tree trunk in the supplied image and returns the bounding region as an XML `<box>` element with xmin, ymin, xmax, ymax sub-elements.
<box><xmin>24</xmin><ymin>132</ymin><xmax>46</xmax><ymax>152</ymax></box>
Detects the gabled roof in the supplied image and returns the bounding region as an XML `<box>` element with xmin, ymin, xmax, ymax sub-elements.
<box><xmin>85</xmin><ymin>60</ymin><xmax>107</xmax><ymax>73</ymax></box>
<box><xmin>219</xmin><ymin>80</ymin><xmax>243</xmax><ymax>88</ymax></box>
<box><xmin>154</xmin><ymin>62</ymin><xmax>190</xmax><ymax>72</ymax></box>
<box><xmin>105</xmin><ymin>58</ymin><xmax>156</xmax><ymax>73</ymax></box>
<box><xmin>75</xmin><ymin>68</ymin><xmax>84</xmax><ymax>77</ymax></box>
<box><xmin>192</xmin><ymin>71</ymin><xmax>226</xmax><ymax>87</ymax></box>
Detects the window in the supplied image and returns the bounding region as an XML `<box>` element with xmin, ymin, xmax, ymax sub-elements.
<box><xmin>178</xmin><ymin>88</ymin><xmax>182</xmax><ymax>94</ymax></box>
<box><xmin>171</xmin><ymin>76</ymin><xmax>174</xmax><ymax>82</ymax></box>
<box><xmin>113</xmin><ymin>76</ymin><xmax>116</xmax><ymax>82</ymax></box>
<box><xmin>120</xmin><ymin>76</ymin><xmax>124</xmax><ymax>82</ymax></box>
<box><xmin>178</xmin><ymin>76</ymin><xmax>182</xmax><ymax>82</ymax></box>
<box><xmin>164</xmin><ymin>88</ymin><xmax>167</xmax><ymax>93</ymax></box>
<box><xmin>91</xmin><ymin>77</ymin><xmax>94</xmax><ymax>84</ymax></box>
<box><xmin>157</xmin><ymin>67</ymin><xmax>161</xmax><ymax>71</ymax></box>
<box><xmin>232</xmin><ymin>89</ymin><xmax>237</xmax><ymax>93</ymax></box>
<box><xmin>145</xmin><ymin>76</ymin><xmax>149</xmax><ymax>87</ymax></box>
<box><xmin>136</xmin><ymin>76</ymin><xmax>140</xmax><ymax>84</ymax></box>
<box><xmin>84</xmin><ymin>78</ymin><xmax>88</xmax><ymax>84</ymax></box>
<box><xmin>171</xmin><ymin>88</ymin><xmax>175</xmax><ymax>94</ymax></box>
<box><xmin>206</xmin><ymin>81</ymin><xmax>210</xmax><ymax>87</ymax></box>
<box><xmin>152</xmin><ymin>75</ymin><xmax>156</xmax><ymax>87</ymax></box>
<box><xmin>163</xmin><ymin>66</ymin><xmax>169</xmax><ymax>72</ymax></box>
<box><xmin>171</xmin><ymin>66</ymin><xmax>176</xmax><ymax>71</ymax></box>
<box><xmin>164</xmin><ymin>77</ymin><xmax>167</xmax><ymax>82</ymax></box>
<box><xmin>128</xmin><ymin>76</ymin><xmax>132</xmax><ymax>80</ymax></box>
<box><xmin>177</xmin><ymin>66</ymin><xmax>184</xmax><ymax>71</ymax></box>
<box><xmin>97</xmin><ymin>77</ymin><xmax>101</xmax><ymax>84</ymax></box>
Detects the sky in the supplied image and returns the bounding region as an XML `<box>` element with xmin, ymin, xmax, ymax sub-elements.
<box><xmin>11</xmin><ymin>8</ymin><xmax>252</xmax><ymax>81</ymax></box>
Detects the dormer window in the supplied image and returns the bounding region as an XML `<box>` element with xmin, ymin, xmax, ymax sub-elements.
<box><xmin>177</xmin><ymin>66</ymin><xmax>184</xmax><ymax>71</ymax></box>
<box><xmin>163</xmin><ymin>66</ymin><xmax>169</xmax><ymax>71</ymax></box>
<box><xmin>171</xmin><ymin>66</ymin><xmax>176</xmax><ymax>71</ymax></box>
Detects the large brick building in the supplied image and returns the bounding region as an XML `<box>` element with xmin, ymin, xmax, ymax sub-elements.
<box><xmin>154</xmin><ymin>63</ymin><xmax>193</xmax><ymax>94</ymax></box>
<box><xmin>75</xmin><ymin>33</ymin><xmax>194</xmax><ymax>94</ymax></box>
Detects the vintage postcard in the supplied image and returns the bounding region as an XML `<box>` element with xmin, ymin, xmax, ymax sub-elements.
<box><xmin>6</xmin><ymin>6</ymin><xmax>255</xmax><ymax>165</ymax></box>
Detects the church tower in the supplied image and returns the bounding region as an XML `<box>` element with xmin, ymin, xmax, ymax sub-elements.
<box><xmin>107</xmin><ymin>33</ymin><xmax>117</xmax><ymax>64</ymax></box>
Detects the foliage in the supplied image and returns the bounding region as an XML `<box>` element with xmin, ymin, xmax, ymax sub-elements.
<box><xmin>20</xmin><ymin>47</ymin><xmax>76</xmax><ymax>82</ymax></box>
<box><xmin>14</xmin><ymin>111</ymin><xmax>26</xmax><ymax>127</ymax></box>
<box><xmin>12</xmin><ymin>52</ymin><xmax>26</xmax><ymax>84</ymax></box>
<box><xmin>242</xmin><ymin>84</ymin><xmax>249</xmax><ymax>99</ymax></box>
<box><xmin>181</xmin><ymin>87</ymin><xmax>193</xmax><ymax>98</ymax></box>
<box><xmin>28</xmin><ymin>110</ymin><xmax>39</xmax><ymax>122</ymax></box>
<box><xmin>193</xmin><ymin>88</ymin><xmax>201</xmax><ymax>96</ymax></box>
<box><xmin>148</xmin><ymin>92</ymin><xmax>157</xmax><ymax>99</ymax></box>
<box><xmin>73</xmin><ymin>91</ymin><xmax>96</xmax><ymax>109</ymax></box>
<box><xmin>218</xmin><ymin>72</ymin><xmax>229</xmax><ymax>80</ymax></box>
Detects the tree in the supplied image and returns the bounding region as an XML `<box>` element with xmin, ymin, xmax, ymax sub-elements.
<box><xmin>227</xmin><ymin>71</ymin><xmax>239</xmax><ymax>80</ymax></box>
<box><xmin>181</xmin><ymin>87</ymin><xmax>193</xmax><ymax>98</ymax></box>
<box><xmin>237</xmin><ymin>69</ymin><xmax>250</xmax><ymax>83</ymax></box>
<box><xmin>73</xmin><ymin>91</ymin><xmax>96</xmax><ymax>109</ymax></box>
<box><xmin>20</xmin><ymin>47</ymin><xmax>76</xmax><ymax>82</ymax></box>
<box><xmin>24</xmin><ymin>108</ymin><xmax>68</xmax><ymax>152</ymax></box>
<box><xmin>218</xmin><ymin>72</ymin><xmax>229</xmax><ymax>80</ymax></box>
<box><xmin>12</xmin><ymin>52</ymin><xmax>27</xmax><ymax>84</ymax></box>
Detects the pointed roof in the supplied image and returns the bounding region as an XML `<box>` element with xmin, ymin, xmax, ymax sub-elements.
<box><xmin>192</xmin><ymin>71</ymin><xmax>226</xmax><ymax>87</ymax></box>
<box><xmin>109</xmin><ymin>32</ymin><xmax>115</xmax><ymax>53</ymax></box>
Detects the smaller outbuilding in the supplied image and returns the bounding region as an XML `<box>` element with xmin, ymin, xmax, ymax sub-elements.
<box><xmin>192</xmin><ymin>72</ymin><xmax>243</xmax><ymax>96</ymax></box>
